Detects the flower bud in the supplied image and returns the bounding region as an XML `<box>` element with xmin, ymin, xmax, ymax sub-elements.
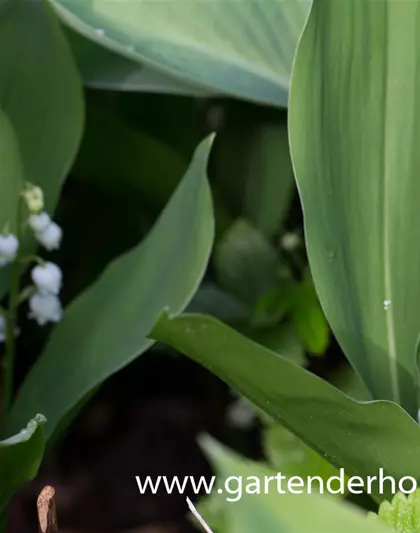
<box><xmin>28</xmin><ymin>212</ymin><xmax>51</xmax><ymax>233</ymax></box>
<box><xmin>31</xmin><ymin>262</ymin><xmax>62</xmax><ymax>295</ymax></box>
<box><xmin>28</xmin><ymin>293</ymin><xmax>62</xmax><ymax>326</ymax></box>
<box><xmin>23</xmin><ymin>185</ymin><xmax>44</xmax><ymax>213</ymax></box>
<box><xmin>35</xmin><ymin>222</ymin><xmax>62</xmax><ymax>251</ymax></box>
<box><xmin>0</xmin><ymin>234</ymin><xmax>19</xmax><ymax>266</ymax></box>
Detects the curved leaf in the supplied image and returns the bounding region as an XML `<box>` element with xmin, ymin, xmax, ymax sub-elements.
<box><xmin>66</xmin><ymin>28</ymin><xmax>213</xmax><ymax>96</ymax></box>
<box><xmin>50</xmin><ymin>0</ymin><xmax>310</xmax><ymax>107</ymax></box>
<box><xmin>7</xmin><ymin>137</ymin><xmax>215</xmax><ymax>439</ymax></box>
<box><xmin>0</xmin><ymin>414</ymin><xmax>46</xmax><ymax>514</ymax></box>
<box><xmin>0</xmin><ymin>0</ymin><xmax>83</xmax><ymax>210</ymax></box>
<box><xmin>152</xmin><ymin>313</ymin><xmax>420</xmax><ymax>502</ymax></box>
<box><xmin>0</xmin><ymin>111</ymin><xmax>23</xmax><ymax>233</ymax></box>
<box><xmin>289</xmin><ymin>0</ymin><xmax>420</xmax><ymax>414</ymax></box>
<box><xmin>0</xmin><ymin>0</ymin><xmax>83</xmax><ymax>294</ymax></box>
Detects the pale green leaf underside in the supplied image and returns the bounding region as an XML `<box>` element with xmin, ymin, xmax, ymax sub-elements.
<box><xmin>7</xmin><ymin>137</ymin><xmax>215</xmax><ymax>440</ymax></box>
<box><xmin>66</xmin><ymin>28</ymin><xmax>213</xmax><ymax>95</ymax></box>
<box><xmin>50</xmin><ymin>0</ymin><xmax>310</xmax><ymax>107</ymax></box>
<box><xmin>152</xmin><ymin>313</ymin><xmax>420</xmax><ymax>502</ymax></box>
<box><xmin>289</xmin><ymin>0</ymin><xmax>420</xmax><ymax>414</ymax></box>
<box><xmin>0</xmin><ymin>414</ymin><xmax>46</xmax><ymax>514</ymax></box>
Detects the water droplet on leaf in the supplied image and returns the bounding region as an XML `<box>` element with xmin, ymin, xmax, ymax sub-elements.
<box><xmin>383</xmin><ymin>299</ymin><xmax>391</xmax><ymax>310</ymax></box>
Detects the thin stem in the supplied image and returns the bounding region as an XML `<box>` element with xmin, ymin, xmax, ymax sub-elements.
<box><xmin>3</xmin><ymin>200</ymin><xmax>24</xmax><ymax>417</ymax></box>
<box><xmin>186</xmin><ymin>497</ymin><xmax>214</xmax><ymax>533</ymax></box>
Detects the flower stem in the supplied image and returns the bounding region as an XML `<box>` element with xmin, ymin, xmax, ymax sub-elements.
<box><xmin>2</xmin><ymin>201</ymin><xmax>24</xmax><ymax>417</ymax></box>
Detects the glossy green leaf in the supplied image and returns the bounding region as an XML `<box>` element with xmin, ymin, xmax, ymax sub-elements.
<box><xmin>7</xmin><ymin>137</ymin><xmax>215</xmax><ymax>440</ymax></box>
<box><xmin>0</xmin><ymin>0</ymin><xmax>83</xmax><ymax>294</ymax></box>
<box><xmin>66</xmin><ymin>28</ymin><xmax>213</xmax><ymax>96</ymax></box>
<box><xmin>0</xmin><ymin>414</ymin><xmax>46</xmax><ymax>514</ymax></box>
<box><xmin>0</xmin><ymin>111</ymin><xmax>23</xmax><ymax>233</ymax></box>
<box><xmin>289</xmin><ymin>0</ymin><xmax>420</xmax><ymax>414</ymax></box>
<box><xmin>152</xmin><ymin>313</ymin><xmax>420</xmax><ymax>502</ymax></box>
<box><xmin>198</xmin><ymin>437</ymin><xmax>389</xmax><ymax>533</ymax></box>
<box><xmin>51</xmin><ymin>0</ymin><xmax>310</xmax><ymax>107</ymax></box>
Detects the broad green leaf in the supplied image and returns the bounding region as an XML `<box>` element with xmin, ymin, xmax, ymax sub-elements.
<box><xmin>198</xmin><ymin>437</ymin><xmax>389</xmax><ymax>533</ymax></box>
<box><xmin>0</xmin><ymin>0</ymin><xmax>83</xmax><ymax>210</ymax></box>
<box><xmin>0</xmin><ymin>414</ymin><xmax>46</xmax><ymax>515</ymax></box>
<box><xmin>0</xmin><ymin>0</ymin><xmax>83</xmax><ymax>293</ymax></box>
<box><xmin>50</xmin><ymin>0</ymin><xmax>310</xmax><ymax>107</ymax></box>
<box><xmin>0</xmin><ymin>111</ymin><xmax>23</xmax><ymax>233</ymax></box>
<box><xmin>369</xmin><ymin>491</ymin><xmax>420</xmax><ymax>533</ymax></box>
<box><xmin>243</xmin><ymin>123</ymin><xmax>295</xmax><ymax>237</ymax></box>
<box><xmin>152</xmin><ymin>313</ymin><xmax>420</xmax><ymax>502</ymax></box>
<box><xmin>66</xmin><ymin>28</ymin><xmax>213</xmax><ymax>96</ymax></box>
<box><xmin>214</xmin><ymin>219</ymin><xmax>279</xmax><ymax>304</ymax></box>
<box><xmin>289</xmin><ymin>0</ymin><xmax>420</xmax><ymax>414</ymax></box>
<box><xmin>7</xmin><ymin>137</ymin><xmax>215</xmax><ymax>440</ymax></box>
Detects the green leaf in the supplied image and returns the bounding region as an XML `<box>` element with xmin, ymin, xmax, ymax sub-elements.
<box><xmin>198</xmin><ymin>437</ymin><xmax>390</xmax><ymax>533</ymax></box>
<box><xmin>0</xmin><ymin>414</ymin><xmax>46</xmax><ymax>515</ymax></box>
<box><xmin>50</xmin><ymin>0</ymin><xmax>310</xmax><ymax>107</ymax></box>
<box><xmin>152</xmin><ymin>313</ymin><xmax>420</xmax><ymax>502</ymax></box>
<box><xmin>0</xmin><ymin>111</ymin><xmax>23</xmax><ymax>233</ymax></box>
<box><xmin>66</xmin><ymin>28</ymin><xmax>213</xmax><ymax>96</ymax></box>
<box><xmin>214</xmin><ymin>219</ymin><xmax>279</xmax><ymax>304</ymax></box>
<box><xmin>6</xmin><ymin>137</ymin><xmax>215</xmax><ymax>440</ymax></box>
<box><xmin>289</xmin><ymin>0</ymin><xmax>420</xmax><ymax>414</ymax></box>
<box><xmin>0</xmin><ymin>0</ymin><xmax>83</xmax><ymax>292</ymax></box>
<box><xmin>73</xmin><ymin>106</ymin><xmax>188</xmax><ymax>213</ymax></box>
<box><xmin>369</xmin><ymin>491</ymin><xmax>420</xmax><ymax>533</ymax></box>
<box><xmin>243</xmin><ymin>123</ymin><xmax>295</xmax><ymax>237</ymax></box>
<box><xmin>0</xmin><ymin>0</ymin><xmax>83</xmax><ymax>210</ymax></box>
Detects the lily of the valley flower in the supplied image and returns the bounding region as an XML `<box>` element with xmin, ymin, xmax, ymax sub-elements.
<box><xmin>0</xmin><ymin>234</ymin><xmax>19</xmax><ymax>266</ymax></box>
<box><xmin>23</xmin><ymin>185</ymin><xmax>44</xmax><ymax>213</ymax></box>
<box><xmin>31</xmin><ymin>262</ymin><xmax>62</xmax><ymax>295</ymax></box>
<box><xmin>28</xmin><ymin>293</ymin><xmax>62</xmax><ymax>326</ymax></box>
<box><xmin>35</xmin><ymin>221</ymin><xmax>62</xmax><ymax>251</ymax></box>
<box><xmin>28</xmin><ymin>212</ymin><xmax>51</xmax><ymax>233</ymax></box>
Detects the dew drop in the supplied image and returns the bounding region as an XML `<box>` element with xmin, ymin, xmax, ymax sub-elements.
<box><xmin>383</xmin><ymin>299</ymin><xmax>391</xmax><ymax>310</ymax></box>
<box><xmin>126</xmin><ymin>43</ymin><xmax>135</xmax><ymax>52</ymax></box>
<box><xmin>328</xmin><ymin>251</ymin><xmax>336</xmax><ymax>262</ymax></box>
<box><xmin>94</xmin><ymin>28</ymin><xmax>105</xmax><ymax>36</ymax></box>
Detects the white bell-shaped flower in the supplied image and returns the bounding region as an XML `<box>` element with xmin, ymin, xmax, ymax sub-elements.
<box><xmin>23</xmin><ymin>186</ymin><xmax>44</xmax><ymax>213</ymax></box>
<box><xmin>28</xmin><ymin>293</ymin><xmax>62</xmax><ymax>326</ymax></box>
<box><xmin>31</xmin><ymin>262</ymin><xmax>62</xmax><ymax>295</ymax></box>
<box><xmin>28</xmin><ymin>212</ymin><xmax>51</xmax><ymax>233</ymax></box>
<box><xmin>0</xmin><ymin>314</ymin><xmax>5</xmax><ymax>342</ymax></box>
<box><xmin>0</xmin><ymin>234</ymin><xmax>19</xmax><ymax>266</ymax></box>
<box><xmin>35</xmin><ymin>221</ymin><xmax>62</xmax><ymax>251</ymax></box>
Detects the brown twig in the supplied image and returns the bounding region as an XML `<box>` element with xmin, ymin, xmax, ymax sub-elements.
<box><xmin>37</xmin><ymin>486</ymin><xmax>58</xmax><ymax>533</ymax></box>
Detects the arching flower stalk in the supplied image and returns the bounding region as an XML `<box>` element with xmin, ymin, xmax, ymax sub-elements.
<box><xmin>1</xmin><ymin>183</ymin><xmax>64</xmax><ymax>417</ymax></box>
